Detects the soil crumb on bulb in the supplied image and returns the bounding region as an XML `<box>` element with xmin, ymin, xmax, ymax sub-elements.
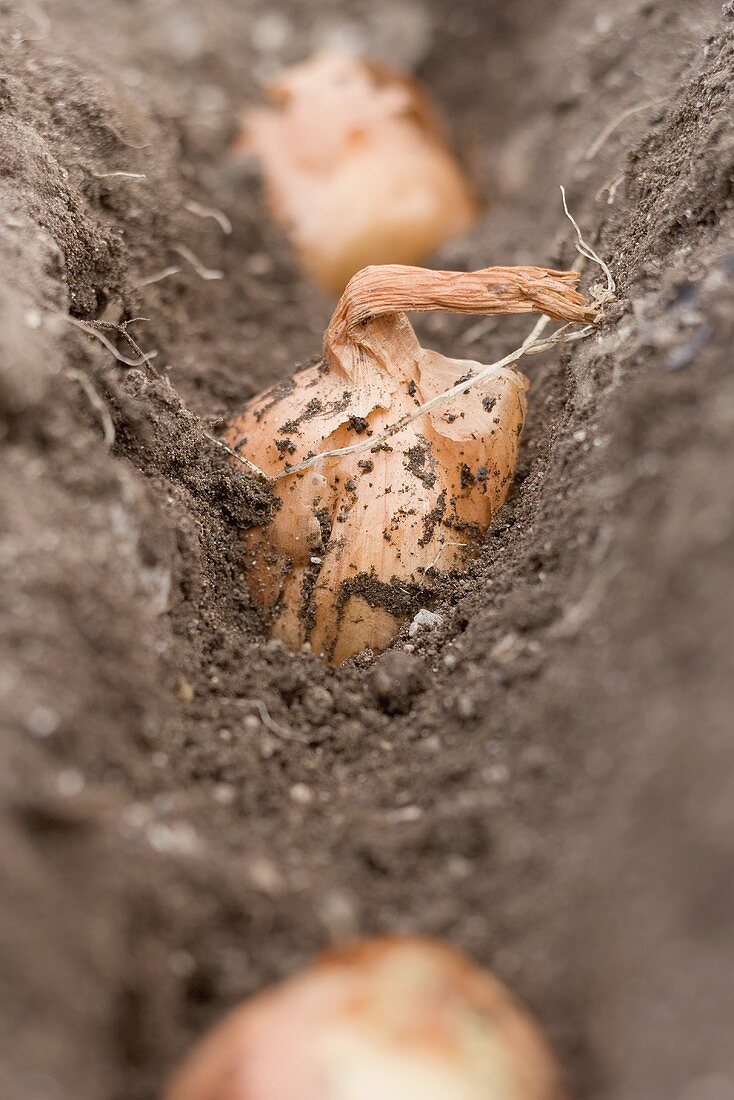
<box><xmin>236</xmin><ymin>52</ymin><xmax>478</xmax><ymax>292</ymax></box>
<box><xmin>164</xmin><ymin>935</ymin><xmax>568</xmax><ymax>1100</ymax></box>
<box><xmin>227</xmin><ymin>263</ymin><xmax>593</xmax><ymax>664</ymax></box>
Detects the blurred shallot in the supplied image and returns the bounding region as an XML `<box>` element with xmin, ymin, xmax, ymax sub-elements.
<box><xmin>236</xmin><ymin>52</ymin><xmax>478</xmax><ymax>292</ymax></box>
<box><xmin>164</xmin><ymin>934</ymin><xmax>568</xmax><ymax>1100</ymax></box>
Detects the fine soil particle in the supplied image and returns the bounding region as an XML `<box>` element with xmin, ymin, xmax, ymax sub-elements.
<box><xmin>1</xmin><ymin>3</ymin><xmax>734</xmax><ymax>1100</ymax></box>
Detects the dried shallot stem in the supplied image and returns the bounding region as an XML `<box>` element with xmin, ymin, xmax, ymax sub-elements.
<box><xmin>327</xmin><ymin>263</ymin><xmax>595</xmax><ymax>343</ymax></box>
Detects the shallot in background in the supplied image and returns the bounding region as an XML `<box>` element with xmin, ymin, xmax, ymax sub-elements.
<box><xmin>236</xmin><ymin>52</ymin><xmax>478</xmax><ymax>292</ymax></box>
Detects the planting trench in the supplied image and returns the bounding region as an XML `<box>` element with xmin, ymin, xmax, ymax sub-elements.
<box><xmin>1</xmin><ymin>2</ymin><xmax>733</xmax><ymax>1099</ymax></box>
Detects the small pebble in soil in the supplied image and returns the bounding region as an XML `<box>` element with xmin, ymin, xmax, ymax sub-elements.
<box><xmin>409</xmin><ymin>608</ymin><xmax>443</xmax><ymax>636</ymax></box>
<box><xmin>319</xmin><ymin>887</ymin><xmax>360</xmax><ymax>940</ymax></box>
<box><xmin>490</xmin><ymin>632</ymin><xmax>523</xmax><ymax>664</ymax></box>
<box><xmin>251</xmin><ymin>12</ymin><xmax>292</xmax><ymax>53</ymax></box>
<box><xmin>247</xmin><ymin>856</ymin><xmax>285</xmax><ymax>896</ymax></box>
<box><xmin>368</xmin><ymin>650</ymin><xmax>427</xmax><ymax>715</ymax></box>
<box><xmin>259</xmin><ymin>735</ymin><xmax>278</xmax><ymax>759</ymax></box>
<box><xmin>446</xmin><ymin>854</ymin><xmax>473</xmax><ymax>880</ymax></box>
<box><xmin>484</xmin><ymin>763</ymin><xmax>510</xmax><ymax>785</ymax></box>
<box><xmin>386</xmin><ymin>804</ymin><xmax>423</xmax><ymax>823</ymax></box>
<box><xmin>302</xmin><ymin>685</ymin><xmax>334</xmax><ymax>723</ymax></box>
<box><xmin>421</xmin><ymin>734</ymin><xmax>442</xmax><ymax>753</ymax></box>
<box><xmin>25</xmin><ymin>705</ymin><xmax>59</xmax><ymax>738</ymax></box>
<box><xmin>56</xmin><ymin>769</ymin><xmax>84</xmax><ymax>797</ymax></box>
<box><xmin>455</xmin><ymin>694</ymin><xmax>476</xmax><ymax>720</ymax></box>
<box><xmin>177</xmin><ymin>676</ymin><xmax>194</xmax><ymax>703</ymax></box>
<box><xmin>146</xmin><ymin>821</ymin><xmax>200</xmax><ymax>856</ymax></box>
<box><xmin>212</xmin><ymin>783</ymin><xmax>236</xmax><ymax>805</ymax></box>
<box><xmin>289</xmin><ymin>782</ymin><xmax>314</xmax><ymax>805</ymax></box>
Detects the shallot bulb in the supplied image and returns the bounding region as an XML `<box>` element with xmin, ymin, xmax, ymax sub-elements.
<box><xmin>164</xmin><ymin>935</ymin><xmax>568</xmax><ymax>1100</ymax></box>
<box><xmin>237</xmin><ymin>52</ymin><xmax>478</xmax><ymax>292</ymax></box>
<box><xmin>227</xmin><ymin>264</ymin><xmax>593</xmax><ymax>664</ymax></box>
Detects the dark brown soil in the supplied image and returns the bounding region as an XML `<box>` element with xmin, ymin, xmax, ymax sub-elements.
<box><xmin>1</xmin><ymin>2</ymin><xmax>733</xmax><ymax>1099</ymax></box>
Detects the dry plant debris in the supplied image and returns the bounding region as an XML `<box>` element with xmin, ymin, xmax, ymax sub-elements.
<box><xmin>237</xmin><ymin>52</ymin><xmax>478</xmax><ymax>292</ymax></box>
<box><xmin>226</xmin><ymin>263</ymin><xmax>594</xmax><ymax>664</ymax></box>
<box><xmin>164</xmin><ymin>935</ymin><xmax>567</xmax><ymax>1100</ymax></box>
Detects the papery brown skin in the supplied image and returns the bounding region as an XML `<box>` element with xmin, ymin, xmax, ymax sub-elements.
<box><xmin>163</xmin><ymin>935</ymin><xmax>568</xmax><ymax>1100</ymax></box>
<box><xmin>237</xmin><ymin>52</ymin><xmax>478</xmax><ymax>292</ymax></box>
<box><xmin>226</xmin><ymin>264</ymin><xmax>593</xmax><ymax>665</ymax></box>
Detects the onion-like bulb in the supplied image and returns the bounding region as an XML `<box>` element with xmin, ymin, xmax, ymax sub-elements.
<box><xmin>227</xmin><ymin>264</ymin><xmax>593</xmax><ymax>663</ymax></box>
<box><xmin>237</xmin><ymin>52</ymin><xmax>478</xmax><ymax>292</ymax></box>
<box><xmin>164</xmin><ymin>935</ymin><xmax>568</xmax><ymax>1100</ymax></box>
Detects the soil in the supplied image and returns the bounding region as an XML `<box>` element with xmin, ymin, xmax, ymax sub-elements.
<box><xmin>1</xmin><ymin>2</ymin><xmax>733</xmax><ymax>1099</ymax></box>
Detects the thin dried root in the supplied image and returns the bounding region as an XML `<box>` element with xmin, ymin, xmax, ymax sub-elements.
<box><xmin>138</xmin><ymin>266</ymin><xmax>182</xmax><ymax>288</ymax></box>
<box><xmin>173</xmin><ymin>245</ymin><xmax>224</xmax><ymax>281</ymax></box>
<box><xmin>85</xmin><ymin>318</ymin><xmax>157</xmax><ymax>369</ymax></box>
<box><xmin>584</xmin><ymin>98</ymin><xmax>666</xmax><ymax>161</ymax></box>
<box><xmin>205</xmin><ymin>433</ymin><xmax>268</xmax><ymax>479</ymax></box>
<box><xmin>62</xmin><ymin>316</ymin><xmax>157</xmax><ymax>368</ymax></box>
<box><xmin>560</xmin><ymin>186</ymin><xmax>616</xmax><ymax>301</ymax></box>
<box><xmin>90</xmin><ymin>171</ymin><xmax>147</xmax><ymax>181</ymax></box>
<box><xmin>231</xmin><ymin>698</ymin><xmax>311</xmax><ymax>744</ymax></box>
<box><xmin>67</xmin><ymin>369</ymin><xmax>116</xmax><ymax>447</ymax></box>
<box><xmin>184</xmin><ymin>201</ymin><xmax>233</xmax><ymax>235</ymax></box>
<box><xmin>595</xmin><ymin>172</ymin><xmax>625</xmax><ymax>206</ymax></box>
<box><xmin>423</xmin><ymin>540</ymin><xmax>466</xmax><ymax>573</ymax></box>
<box><xmin>103</xmin><ymin>120</ymin><xmax>151</xmax><ymax>152</ymax></box>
